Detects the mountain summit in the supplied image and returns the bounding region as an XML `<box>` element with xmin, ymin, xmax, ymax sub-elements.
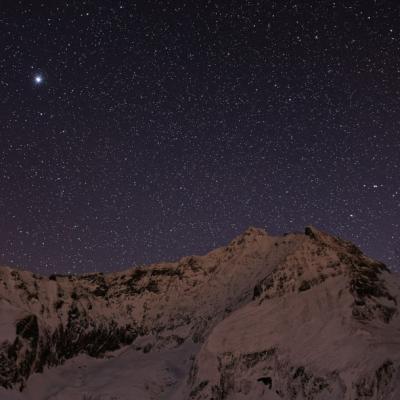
<box><xmin>0</xmin><ymin>227</ymin><xmax>399</xmax><ymax>399</ymax></box>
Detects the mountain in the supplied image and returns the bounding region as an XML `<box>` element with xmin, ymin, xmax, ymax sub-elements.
<box><xmin>0</xmin><ymin>226</ymin><xmax>399</xmax><ymax>400</ymax></box>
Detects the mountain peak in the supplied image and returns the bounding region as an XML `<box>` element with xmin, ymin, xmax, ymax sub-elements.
<box><xmin>304</xmin><ymin>225</ymin><xmax>332</xmax><ymax>241</ymax></box>
<box><xmin>225</xmin><ymin>226</ymin><xmax>268</xmax><ymax>249</ymax></box>
<box><xmin>242</xmin><ymin>226</ymin><xmax>268</xmax><ymax>236</ymax></box>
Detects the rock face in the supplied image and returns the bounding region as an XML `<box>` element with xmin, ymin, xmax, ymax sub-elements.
<box><xmin>0</xmin><ymin>227</ymin><xmax>399</xmax><ymax>399</ymax></box>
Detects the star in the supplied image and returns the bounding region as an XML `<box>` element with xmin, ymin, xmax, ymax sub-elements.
<box><xmin>0</xmin><ymin>1</ymin><xmax>398</xmax><ymax>275</ymax></box>
<box><xmin>34</xmin><ymin>74</ymin><xmax>43</xmax><ymax>84</ymax></box>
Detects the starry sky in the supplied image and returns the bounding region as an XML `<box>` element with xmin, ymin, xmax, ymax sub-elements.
<box><xmin>1</xmin><ymin>0</ymin><xmax>399</xmax><ymax>275</ymax></box>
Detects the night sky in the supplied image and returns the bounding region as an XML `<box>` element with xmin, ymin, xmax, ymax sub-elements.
<box><xmin>1</xmin><ymin>1</ymin><xmax>399</xmax><ymax>275</ymax></box>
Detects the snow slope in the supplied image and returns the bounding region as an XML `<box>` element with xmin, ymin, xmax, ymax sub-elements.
<box><xmin>0</xmin><ymin>340</ymin><xmax>198</xmax><ymax>400</ymax></box>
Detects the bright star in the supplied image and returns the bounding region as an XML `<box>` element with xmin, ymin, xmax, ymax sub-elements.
<box><xmin>34</xmin><ymin>74</ymin><xmax>43</xmax><ymax>84</ymax></box>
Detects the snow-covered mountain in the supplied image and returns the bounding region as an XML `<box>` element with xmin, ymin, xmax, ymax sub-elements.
<box><xmin>0</xmin><ymin>226</ymin><xmax>399</xmax><ymax>399</ymax></box>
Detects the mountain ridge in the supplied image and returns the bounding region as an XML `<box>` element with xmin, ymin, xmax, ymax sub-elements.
<box><xmin>0</xmin><ymin>226</ymin><xmax>399</xmax><ymax>399</ymax></box>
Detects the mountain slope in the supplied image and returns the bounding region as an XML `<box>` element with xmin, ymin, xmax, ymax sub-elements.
<box><xmin>186</xmin><ymin>228</ymin><xmax>400</xmax><ymax>399</ymax></box>
<box><xmin>0</xmin><ymin>227</ymin><xmax>399</xmax><ymax>399</ymax></box>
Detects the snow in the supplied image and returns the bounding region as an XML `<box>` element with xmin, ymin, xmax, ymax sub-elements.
<box><xmin>0</xmin><ymin>300</ymin><xmax>24</xmax><ymax>343</ymax></box>
<box><xmin>0</xmin><ymin>341</ymin><xmax>198</xmax><ymax>400</ymax></box>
